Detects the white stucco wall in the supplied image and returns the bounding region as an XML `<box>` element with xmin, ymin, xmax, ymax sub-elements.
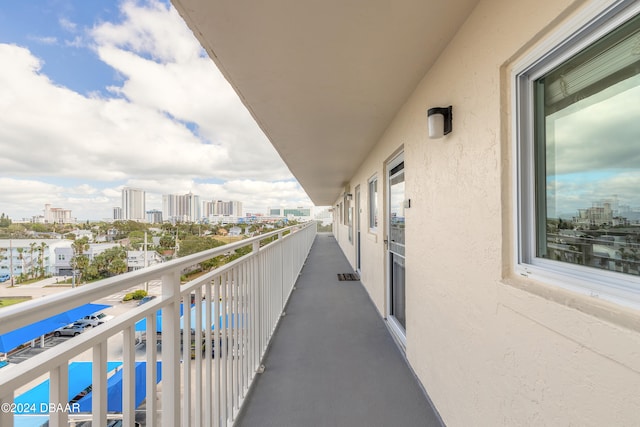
<box><xmin>334</xmin><ymin>0</ymin><xmax>640</xmax><ymax>425</ymax></box>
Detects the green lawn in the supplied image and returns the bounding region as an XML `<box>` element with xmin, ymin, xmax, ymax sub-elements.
<box><xmin>0</xmin><ymin>297</ymin><xmax>30</xmax><ymax>308</ymax></box>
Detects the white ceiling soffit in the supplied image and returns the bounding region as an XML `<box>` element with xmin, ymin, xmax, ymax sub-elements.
<box><xmin>172</xmin><ymin>0</ymin><xmax>479</xmax><ymax>205</ymax></box>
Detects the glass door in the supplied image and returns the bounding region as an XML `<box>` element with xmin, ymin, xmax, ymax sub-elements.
<box><xmin>355</xmin><ymin>185</ymin><xmax>361</xmax><ymax>273</ymax></box>
<box><xmin>387</xmin><ymin>153</ymin><xmax>406</xmax><ymax>337</ymax></box>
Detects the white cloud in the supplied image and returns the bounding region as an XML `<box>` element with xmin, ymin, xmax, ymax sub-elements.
<box><xmin>59</xmin><ymin>17</ymin><xmax>77</xmax><ymax>33</ymax></box>
<box><xmin>89</xmin><ymin>0</ymin><xmax>291</xmax><ymax>180</ymax></box>
<box><xmin>549</xmin><ymin>76</ymin><xmax>640</xmax><ymax>176</ymax></box>
<box><xmin>0</xmin><ymin>0</ymin><xmax>313</xmax><ymax>221</ymax></box>
<box><xmin>65</xmin><ymin>36</ymin><xmax>85</xmax><ymax>48</ymax></box>
<box><xmin>0</xmin><ymin>46</ymin><xmax>230</xmax><ymax>182</ymax></box>
<box><xmin>28</xmin><ymin>36</ymin><xmax>57</xmax><ymax>45</ymax></box>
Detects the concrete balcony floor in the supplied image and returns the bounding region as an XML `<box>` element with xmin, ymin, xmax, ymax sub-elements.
<box><xmin>236</xmin><ymin>233</ymin><xmax>443</xmax><ymax>427</ymax></box>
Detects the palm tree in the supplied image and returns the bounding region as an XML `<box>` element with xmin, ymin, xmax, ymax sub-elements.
<box><xmin>70</xmin><ymin>254</ymin><xmax>90</xmax><ymax>285</ymax></box>
<box><xmin>70</xmin><ymin>237</ymin><xmax>90</xmax><ymax>286</ymax></box>
<box><xmin>0</xmin><ymin>248</ymin><xmax>7</xmax><ymax>268</ymax></box>
<box><xmin>16</xmin><ymin>247</ymin><xmax>24</xmax><ymax>283</ymax></box>
<box><xmin>72</xmin><ymin>237</ymin><xmax>89</xmax><ymax>257</ymax></box>
<box><xmin>38</xmin><ymin>242</ymin><xmax>48</xmax><ymax>278</ymax></box>
<box><xmin>28</xmin><ymin>242</ymin><xmax>37</xmax><ymax>279</ymax></box>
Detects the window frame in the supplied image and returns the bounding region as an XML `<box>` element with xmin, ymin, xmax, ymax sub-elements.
<box><xmin>513</xmin><ymin>0</ymin><xmax>640</xmax><ymax>307</ymax></box>
<box><xmin>368</xmin><ymin>174</ymin><xmax>378</xmax><ymax>232</ymax></box>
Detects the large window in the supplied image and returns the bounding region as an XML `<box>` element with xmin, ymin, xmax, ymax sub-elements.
<box><xmin>516</xmin><ymin>3</ymin><xmax>640</xmax><ymax>302</ymax></box>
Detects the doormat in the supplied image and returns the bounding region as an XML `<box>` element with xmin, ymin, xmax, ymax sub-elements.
<box><xmin>337</xmin><ymin>273</ymin><xmax>360</xmax><ymax>281</ymax></box>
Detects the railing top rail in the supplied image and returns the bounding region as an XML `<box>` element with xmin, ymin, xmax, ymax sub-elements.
<box><xmin>0</xmin><ymin>221</ymin><xmax>316</xmax><ymax>395</ymax></box>
<box><xmin>0</xmin><ymin>222</ymin><xmax>314</xmax><ymax>336</ymax></box>
<box><xmin>0</xmin><ymin>297</ymin><xmax>165</xmax><ymax>395</ymax></box>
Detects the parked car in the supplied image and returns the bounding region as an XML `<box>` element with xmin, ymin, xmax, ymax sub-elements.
<box><xmin>73</xmin><ymin>320</ymin><xmax>95</xmax><ymax>329</ymax></box>
<box><xmin>54</xmin><ymin>323</ymin><xmax>91</xmax><ymax>337</ymax></box>
<box><xmin>0</xmin><ymin>274</ymin><xmax>10</xmax><ymax>283</ymax></box>
<box><xmin>81</xmin><ymin>312</ymin><xmax>114</xmax><ymax>326</ymax></box>
<box><xmin>137</xmin><ymin>295</ymin><xmax>157</xmax><ymax>306</ymax></box>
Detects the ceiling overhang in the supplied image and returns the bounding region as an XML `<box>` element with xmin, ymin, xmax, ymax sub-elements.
<box><xmin>172</xmin><ymin>0</ymin><xmax>479</xmax><ymax>205</ymax></box>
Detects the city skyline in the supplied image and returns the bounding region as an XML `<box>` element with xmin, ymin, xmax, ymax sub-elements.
<box><xmin>0</xmin><ymin>1</ymin><xmax>313</xmax><ymax>220</ymax></box>
<box><xmin>5</xmin><ymin>198</ymin><xmax>319</xmax><ymax>224</ymax></box>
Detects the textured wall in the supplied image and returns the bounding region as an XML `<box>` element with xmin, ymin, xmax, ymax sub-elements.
<box><xmin>334</xmin><ymin>0</ymin><xmax>640</xmax><ymax>425</ymax></box>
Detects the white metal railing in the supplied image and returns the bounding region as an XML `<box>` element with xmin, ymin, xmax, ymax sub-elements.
<box><xmin>0</xmin><ymin>222</ymin><xmax>316</xmax><ymax>427</ymax></box>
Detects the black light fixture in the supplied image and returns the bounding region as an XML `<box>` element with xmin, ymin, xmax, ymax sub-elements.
<box><xmin>427</xmin><ymin>106</ymin><xmax>453</xmax><ymax>139</ymax></box>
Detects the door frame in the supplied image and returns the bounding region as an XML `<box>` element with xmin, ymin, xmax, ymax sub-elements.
<box><xmin>355</xmin><ymin>185</ymin><xmax>361</xmax><ymax>274</ymax></box>
<box><xmin>385</xmin><ymin>150</ymin><xmax>406</xmax><ymax>345</ymax></box>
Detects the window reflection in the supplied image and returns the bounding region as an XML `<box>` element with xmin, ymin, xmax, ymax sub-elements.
<box><xmin>536</xmin><ymin>15</ymin><xmax>640</xmax><ymax>275</ymax></box>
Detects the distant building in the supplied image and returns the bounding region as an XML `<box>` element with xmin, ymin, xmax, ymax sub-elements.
<box><xmin>122</xmin><ymin>187</ymin><xmax>146</xmax><ymax>221</ymax></box>
<box><xmin>0</xmin><ymin>239</ymin><xmax>72</xmax><ymax>278</ymax></box>
<box><xmin>163</xmin><ymin>192</ymin><xmax>200</xmax><ymax>222</ymax></box>
<box><xmin>574</xmin><ymin>199</ymin><xmax>630</xmax><ymax>227</ymax></box>
<box><xmin>54</xmin><ymin>246</ymin><xmax>74</xmax><ymax>276</ymax></box>
<box><xmin>84</xmin><ymin>243</ymin><xmax>121</xmax><ymax>260</ymax></box>
<box><xmin>54</xmin><ymin>243</ymin><xmax>121</xmax><ymax>276</ymax></box>
<box><xmin>207</xmin><ymin>215</ymin><xmax>255</xmax><ymax>225</ymax></box>
<box><xmin>54</xmin><ymin>245</ymin><xmax>163</xmax><ymax>274</ymax></box>
<box><xmin>146</xmin><ymin>209</ymin><xmax>163</xmax><ymax>224</ymax></box>
<box><xmin>43</xmin><ymin>204</ymin><xmax>75</xmax><ymax>224</ymax></box>
<box><xmin>70</xmin><ymin>229</ymin><xmax>94</xmax><ymax>242</ymax></box>
<box><xmin>269</xmin><ymin>207</ymin><xmax>312</xmax><ymax>221</ymax></box>
<box><xmin>113</xmin><ymin>206</ymin><xmax>123</xmax><ymax>220</ymax></box>
<box><xmin>204</xmin><ymin>200</ymin><xmax>243</xmax><ymax>217</ymax></box>
<box><xmin>126</xmin><ymin>250</ymin><xmax>163</xmax><ymax>271</ymax></box>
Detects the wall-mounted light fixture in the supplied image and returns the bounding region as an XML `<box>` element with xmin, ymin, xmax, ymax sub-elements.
<box><xmin>345</xmin><ymin>193</ymin><xmax>353</xmax><ymax>201</ymax></box>
<box><xmin>427</xmin><ymin>106</ymin><xmax>453</xmax><ymax>139</ymax></box>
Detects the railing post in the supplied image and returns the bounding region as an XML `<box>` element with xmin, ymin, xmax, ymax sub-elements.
<box><xmin>0</xmin><ymin>394</ymin><xmax>13</xmax><ymax>427</ymax></box>
<box><xmin>49</xmin><ymin>363</ymin><xmax>69</xmax><ymax>427</ymax></box>
<box><xmin>161</xmin><ymin>271</ymin><xmax>181</xmax><ymax>427</ymax></box>
<box><xmin>278</xmin><ymin>231</ymin><xmax>284</xmax><ymax>313</ymax></box>
<box><xmin>213</xmin><ymin>276</ymin><xmax>221</xmax><ymax>427</ymax></box>
<box><xmin>252</xmin><ymin>240</ymin><xmax>262</xmax><ymax>370</ymax></box>
<box><xmin>182</xmin><ymin>293</ymin><xmax>191</xmax><ymax>427</ymax></box>
<box><xmin>195</xmin><ymin>287</ymin><xmax>205</xmax><ymax>427</ymax></box>
<box><xmin>92</xmin><ymin>342</ymin><xmax>107</xmax><ymax>426</ymax></box>
<box><xmin>123</xmin><ymin>326</ymin><xmax>136</xmax><ymax>427</ymax></box>
<box><xmin>146</xmin><ymin>310</ymin><xmax>158</xmax><ymax>427</ymax></box>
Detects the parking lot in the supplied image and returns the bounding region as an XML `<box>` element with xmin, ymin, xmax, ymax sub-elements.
<box><xmin>1</xmin><ymin>278</ymin><xmax>163</xmax><ymax>367</ymax></box>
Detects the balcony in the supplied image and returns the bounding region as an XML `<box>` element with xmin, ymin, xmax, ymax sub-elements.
<box><xmin>0</xmin><ymin>223</ymin><xmax>439</xmax><ymax>426</ymax></box>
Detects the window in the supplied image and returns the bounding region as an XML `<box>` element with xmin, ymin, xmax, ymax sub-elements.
<box><xmin>348</xmin><ymin>206</ymin><xmax>353</xmax><ymax>244</ymax></box>
<box><xmin>343</xmin><ymin>199</ymin><xmax>349</xmax><ymax>226</ymax></box>
<box><xmin>516</xmin><ymin>3</ymin><xmax>640</xmax><ymax>302</ymax></box>
<box><xmin>368</xmin><ymin>176</ymin><xmax>378</xmax><ymax>230</ymax></box>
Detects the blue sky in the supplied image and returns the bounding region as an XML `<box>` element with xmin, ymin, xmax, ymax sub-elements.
<box><xmin>0</xmin><ymin>0</ymin><xmax>312</xmax><ymax>221</ymax></box>
<box><xmin>0</xmin><ymin>2</ymin><xmax>119</xmax><ymax>96</ymax></box>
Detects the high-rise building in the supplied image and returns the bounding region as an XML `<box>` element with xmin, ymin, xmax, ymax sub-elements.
<box><xmin>43</xmin><ymin>204</ymin><xmax>74</xmax><ymax>224</ymax></box>
<box><xmin>146</xmin><ymin>209</ymin><xmax>163</xmax><ymax>224</ymax></box>
<box><xmin>207</xmin><ymin>200</ymin><xmax>243</xmax><ymax>217</ymax></box>
<box><xmin>113</xmin><ymin>207</ymin><xmax>122</xmax><ymax>220</ymax></box>
<box><xmin>185</xmin><ymin>192</ymin><xmax>201</xmax><ymax>222</ymax></box>
<box><xmin>122</xmin><ymin>187</ymin><xmax>146</xmax><ymax>221</ymax></box>
<box><xmin>163</xmin><ymin>192</ymin><xmax>201</xmax><ymax>222</ymax></box>
<box><xmin>202</xmin><ymin>200</ymin><xmax>215</xmax><ymax>218</ymax></box>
